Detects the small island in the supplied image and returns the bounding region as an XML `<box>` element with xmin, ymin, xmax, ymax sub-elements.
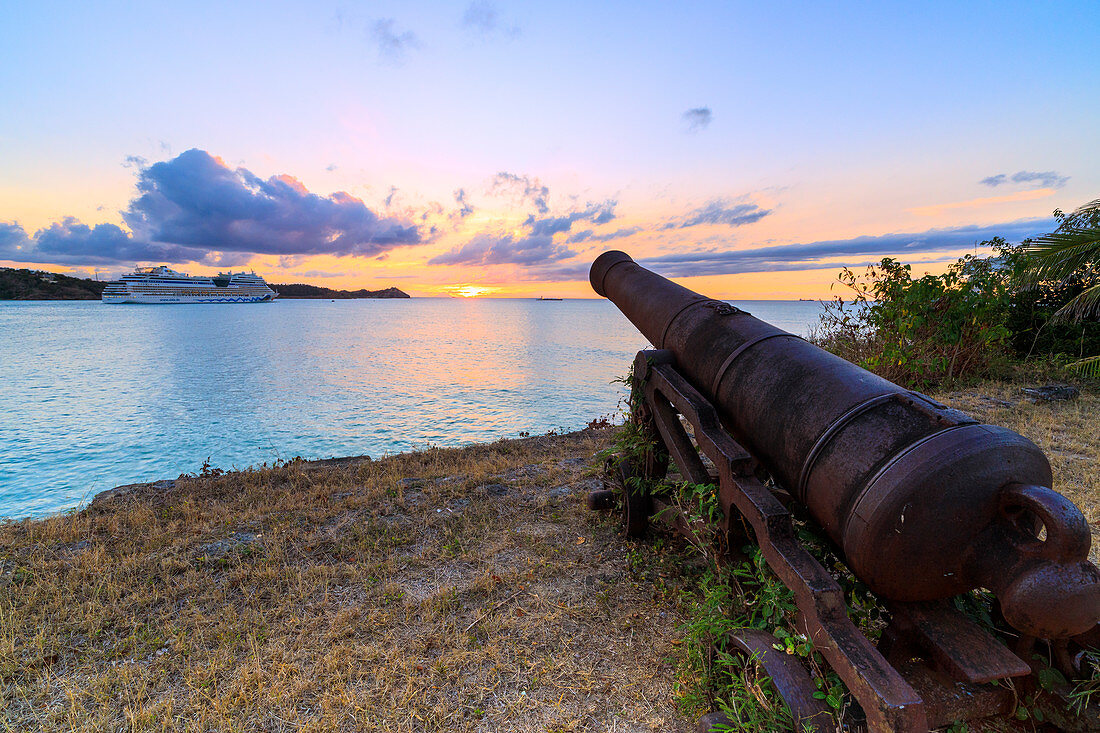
<box><xmin>0</xmin><ymin>268</ymin><xmax>411</xmax><ymax>300</ymax></box>
<box><xmin>272</xmin><ymin>283</ymin><xmax>410</xmax><ymax>299</ymax></box>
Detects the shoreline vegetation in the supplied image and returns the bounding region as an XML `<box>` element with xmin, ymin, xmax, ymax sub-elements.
<box><xmin>0</xmin><ymin>268</ymin><xmax>411</xmax><ymax>300</ymax></box>
<box><xmin>1</xmin><ymin>378</ymin><xmax>1097</xmax><ymax>730</ymax></box>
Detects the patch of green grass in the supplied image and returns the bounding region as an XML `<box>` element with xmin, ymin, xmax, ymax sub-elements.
<box><xmin>671</xmin><ymin>551</ymin><xmax>850</xmax><ymax>729</ymax></box>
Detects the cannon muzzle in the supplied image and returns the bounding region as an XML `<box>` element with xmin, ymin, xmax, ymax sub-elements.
<box><xmin>591</xmin><ymin>250</ymin><xmax>1100</xmax><ymax>639</ymax></box>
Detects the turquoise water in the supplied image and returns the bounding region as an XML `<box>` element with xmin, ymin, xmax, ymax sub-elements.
<box><xmin>0</xmin><ymin>298</ymin><xmax>826</xmax><ymax>518</ymax></box>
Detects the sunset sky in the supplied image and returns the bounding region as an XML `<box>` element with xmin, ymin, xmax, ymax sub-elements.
<box><xmin>2</xmin><ymin>1</ymin><xmax>1098</xmax><ymax>298</ymax></box>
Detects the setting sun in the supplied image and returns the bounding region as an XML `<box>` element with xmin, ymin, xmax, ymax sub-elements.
<box><xmin>446</xmin><ymin>284</ymin><xmax>497</xmax><ymax>298</ymax></box>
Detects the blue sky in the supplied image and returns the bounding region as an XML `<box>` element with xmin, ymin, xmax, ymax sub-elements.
<box><xmin>1</xmin><ymin>1</ymin><xmax>1097</xmax><ymax>296</ymax></box>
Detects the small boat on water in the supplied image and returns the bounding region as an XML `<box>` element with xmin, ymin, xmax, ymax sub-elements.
<box><xmin>536</xmin><ymin>296</ymin><xmax>563</xmax><ymax>301</ymax></box>
<box><xmin>102</xmin><ymin>265</ymin><xmax>278</xmax><ymax>304</ymax></box>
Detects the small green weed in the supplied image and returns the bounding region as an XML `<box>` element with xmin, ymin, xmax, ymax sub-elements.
<box><xmin>1069</xmin><ymin>647</ymin><xmax>1100</xmax><ymax>714</ymax></box>
<box><xmin>673</xmin><ymin>551</ymin><xmax>850</xmax><ymax>729</ymax></box>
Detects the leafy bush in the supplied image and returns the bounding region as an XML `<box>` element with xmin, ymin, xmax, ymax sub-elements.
<box><xmin>814</xmin><ymin>254</ymin><xmax>1014</xmax><ymax>388</ymax></box>
<box><xmin>813</xmin><ymin>201</ymin><xmax>1100</xmax><ymax>386</ymax></box>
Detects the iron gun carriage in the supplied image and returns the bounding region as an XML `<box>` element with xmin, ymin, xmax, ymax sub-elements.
<box><xmin>587</xmin><ymin>251</ymin><xmax>1100</xmax><ymax>731</ymax></box>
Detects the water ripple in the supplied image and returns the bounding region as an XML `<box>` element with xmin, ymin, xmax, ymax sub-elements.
<box><xmin>0</xmin><ymin>298</ymin><xmax>825</xmax><ymax>517</ymax></box>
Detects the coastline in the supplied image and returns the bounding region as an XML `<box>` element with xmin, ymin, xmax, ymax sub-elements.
<box><xmin>0</xmin><ymin>297</ymin><xmax>662</xmax><ymax>519</ymax></box>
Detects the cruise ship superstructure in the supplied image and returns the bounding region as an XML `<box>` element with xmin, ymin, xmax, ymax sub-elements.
<box><xmin>102</xmin><ymin>266</ymin><xmax>278</xmax><ymax>304</ymax></box>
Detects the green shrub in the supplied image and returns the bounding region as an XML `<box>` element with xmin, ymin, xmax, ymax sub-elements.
<box><xmin>814</xmin><ymin>254</ymin><xmax>1013</xmax><ymax>388</ymax></box>
<box><xmin>813</xmin><ymin>202</ymin><xmax>1100</xmax><ymax>387</ymax></box>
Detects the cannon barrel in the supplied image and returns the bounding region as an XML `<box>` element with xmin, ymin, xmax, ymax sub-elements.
<box><xmin>592</xmin><ymin>250</ymin><xmax>1100</xmax><ymax>639</ymax></box>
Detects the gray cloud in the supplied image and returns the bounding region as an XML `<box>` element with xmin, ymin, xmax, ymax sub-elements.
<box><xmin>291</xmin><ymin>270</ymin><xmax>346</xmax><ymax>278</ymax></box>
<box><xmin>662</xmin><ymin>199</ymin><xmax>771</xmax><ymax>230</ymax></box>
<box><xmin>490</xmin><ymin>172</ymin><xmax>550</xmax><ymax>214</ymax></box>
<box><xmin>461</xmin><ymin>1</ymin><xmax>519</xmax><ymax>38</ymax></box>
<box><xmin>0</xmin><ymin>218</ymin><xmax>218</xmax><ymax>267</ymax></box>
<box><xmin>429</xmin><ymin>232</ymin><xmax>576</xmax><ymax>267</ymax></box>
<box><xmin>980</xmin><ymin>170</ymin><xmax>1069</xmax><ymax>189</ymax></box>
<box><xmin>525</xmin><ymin>259</ymin><xmax>900</xmax><ymax>284</ymax></box>
<box><xmin>682</xmin><ymin>107</ymin><xmax>712</xmax><ymax>132</ymax></box>
<box><xmin>0</xmin><ymin>222</ymin><xmax>29</xmax><ymax>250</ymax></box>
<box><xmin>567</xmin><ymin>226</ymin><xmax>642</xmax><ymax>244</ymax></box>
<box><xmin>277</xmin><ymin>254</ymin><xmax>306</xmax><ymax>268</ymax></box>
<box><xmin>514</xmin><ymin>218</ymin><xmax>1052</xmax><ymax>283</ymax></box>
<box><xmin>124</xmin><ymin>149</ymin><xmax>421</xmax><ymax>256</ymax></box>
<box><xmin>453</xmin><ymin>188</ymin><xmax>474</xmax><ymax>218</ymax></box>
<box><xmin>373</xmin><ymin>18</ymin><xmax>419</xmax><ymax>64</ymax></box>
<box><xmin>526</xmin><ymin>200</ymin><xmax>615</xmax><ymax>236</ymax></box>
<box><xmin>1</xmin><ymin>149</ymin><xmax>423</xmax><ymax>267</ymax></box>
<box><xmin>630</xmin><ymin>218</ymin><xmax>1052</xmax><ymax>278</ymax></box>
<box><xmin>430</xmin><ymin>199</ymin><xmax>616</xmax><ymax>267</ymax></box>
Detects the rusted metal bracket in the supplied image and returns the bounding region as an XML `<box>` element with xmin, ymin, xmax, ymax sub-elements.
<box><xmin>694</xmin><ymin>628</ymin><xmax>833</xmax><ymax>732</ymax></box>
<box><xmin>883</xmin><ymin>601</ymin><xmax>1030</xmax><ymax>684</ymax></box>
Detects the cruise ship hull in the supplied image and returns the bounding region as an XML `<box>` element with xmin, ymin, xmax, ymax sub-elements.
<box><xmin>103</xmin><ymin>292</ymin><xmax>276</xmax><ymax>304</ymax></box>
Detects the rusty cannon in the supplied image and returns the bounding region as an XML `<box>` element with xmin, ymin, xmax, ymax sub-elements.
<box><xmin>587</xmin><ymin>250</ymin><xmax>1100</xmax><ymax>732</ymax></box>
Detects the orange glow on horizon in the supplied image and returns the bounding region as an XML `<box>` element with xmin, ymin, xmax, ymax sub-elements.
<box><xmin>907</xmin><ymin>188</ymin><xmax>1056</xmax><ymax>217</ymax></box>
<box><xmin>2</xmin><ymin>179</ymin><xmax>1051</xmax><ymax>302</ymax></box>
<box><xmin>0</xmin><ymin>250</ymin><xmax>967</xmax><ymax>302</ymax></box>
<box><xmin>444</xmin><ymin>284</ymin><xmax>499</xmax><ymax>298</ymax></box>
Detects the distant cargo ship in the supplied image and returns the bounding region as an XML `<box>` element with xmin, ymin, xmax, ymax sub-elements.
<box><xmin>102</xmin><ymin>266</ymin><xmax>277</xmax><ymax>304</ymax></box>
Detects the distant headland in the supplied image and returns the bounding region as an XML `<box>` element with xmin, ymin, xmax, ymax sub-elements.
<box><xmin>272</xmin><ymin>283</ymin><xmax>410</xmax><ymax>299</ymax></box>
<box><xmin>0</xmin><ymin>268</ymin><xmax>106</xmax><ymax>300</ymax></box>
<box><xmin>0</xmin><ymin>268</ymin><xmax>410</xmax><ymax>300</ymax></box>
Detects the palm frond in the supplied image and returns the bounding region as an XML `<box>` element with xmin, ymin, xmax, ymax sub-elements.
<box><xmin>1053</xmin><ymin>283</ymin><xmax>1100</xmax><ymax>322</ymax></box>
<box><xmin>1022</xmin><ymin>199</ymin><xmax>1100</xmax><ymax>286</ymax></box>
<box><xmin>1065</xmin><ymin>354</ymin><xmax>1100</xmax><ymax>379</ymax></box>
<box><xmin>1026</xmin><ymin>231</ymin><xmax>1100</xmax><ymax>256</ymax></box>
<box><xmin>1068</xmin><ymin>198</ymin><xmax>1100</xmax><ymax>219</ymax></box>
<box><xmin>1024</xmin><ymin>232</ymin><xmax>1100</xmax><ymax>280</ymax></box>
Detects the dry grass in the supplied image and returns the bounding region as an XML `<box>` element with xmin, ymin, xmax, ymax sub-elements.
<box><xmin>931</xmin><ymin>381</ymin><xmax>1100</xmax><ymax>565</ymax></box>
<box><xmin>3</xmin><ymin>382</ymin><xmax>1096</xmax><ymax>732</ymax></box>
<box><xmin>0</xmin><ymin>428</ymin><xmax>693</xmax><ymax>732</ymax></box>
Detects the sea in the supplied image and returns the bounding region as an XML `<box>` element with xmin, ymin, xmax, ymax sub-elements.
<box><xmin>0</xmin><ymin>298</ymin><xmax>827</xmax><ymax>518</ymax></box>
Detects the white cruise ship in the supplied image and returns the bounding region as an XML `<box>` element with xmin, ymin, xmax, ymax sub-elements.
<box><xmin>102</xmin><ymin>266</ymin><xmax>278</xmax><ymax>304</ymax></box>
